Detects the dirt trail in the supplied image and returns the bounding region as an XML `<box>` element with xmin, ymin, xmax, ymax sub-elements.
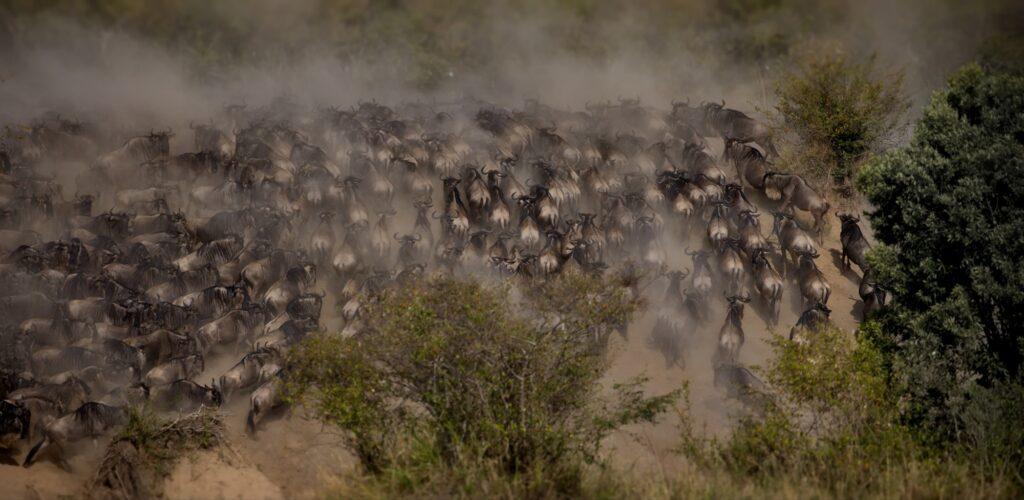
<box><xmin>164</xmin><ymin>450</ymin><xmax>284</xmax><ymax>500</ymax></box>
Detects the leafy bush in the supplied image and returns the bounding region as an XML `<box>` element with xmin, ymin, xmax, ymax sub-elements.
<box><xmin>774</xmin><ymin>49</ymin><xmax>909</xmax><ymax>183</ymax></box>
<box><xmin>287</xmin><ymin>273</ymin><xmax>677</xmax><ymax>497</ymax></box>
<box><xmin>678</xmin><ymin>327</ymin><xmax>1023</xmax><ymax>498</ymax></box>
<box><xmin>856</xmin><ymin>64</ymin><xmax>1024</xmax><ymax>447</ymax></box>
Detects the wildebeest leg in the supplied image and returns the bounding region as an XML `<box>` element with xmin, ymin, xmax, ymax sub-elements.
<box><xmin>22</xmin><ymin>436</ymin><xmax>49</xmax><ymax>467</ymax></box>
<box><xmin>246</xmin><ymin>406</ymin><xmax>260</xmax><ymax>438</ymax></box>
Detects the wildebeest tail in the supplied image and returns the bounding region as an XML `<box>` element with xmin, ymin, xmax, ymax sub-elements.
<box><xmin>22</xmin><ymin>436</ymin><xmax>47</xmax><ymax>467</ymax></box>
<box><xmin>246</xmin><ymin>408</ymin><xmax>257</xmax><ymax>436</ymax></box>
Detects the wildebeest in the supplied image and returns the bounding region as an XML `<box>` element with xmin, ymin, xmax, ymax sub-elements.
<box><xmin>751</xmin><ymin>248</ymin><xmax>784</xmax><ymax>327</ymax></box>
<box><xmin>0</xmin><ymin>400</ymin><xmax>30</xmax><ymax>464</ymax></box>
<box><xmin>217</xmin><ymin>346</ymin><xmax>282</xmax><ymax>401</ymax></box>
<box><xmin>648</xmin><ymin>269</ymin><xmax>692</xmax><ymax>369</ymax></box>
<box><xmin>723</xmin><ymin>138</ymin><xmax>771</xmax><ymax>190</ymax></box>
<box><xmin>149</xmin><ymin>379</ymin><xmax>222</xmax><ymax>412</ymax></box>
<box><xmin>838</xmin><ymin>213</ymin><xmax>871</xmax><ymax>273</ymax></box>
<box><xmin>770</xmin><ymin>210</ymin><xmax>817</xmax><ymax>276</ymax></box>
<box><xmin>794</xmin><ymin>250</ymin><xmax>831</xmax><ymax>309</ymax></box>
<box><xmin>194</xmin><ymin>305</ymin><xmax>268</xmax><ymax>352</ymax></box>
<box><xmin>713</xmin><ymin>363</ymin><xmax>768</xmax><ymax>407</ymax></box>
<box><xmin>143</xmin><ymin>354</ymin><xmax>204</xmax><ymax>387</ymax></box>
<box><xmin>23</xmin><ymin>402</ymin><xmax>127</xmax><ymax>469</ymax></box>
<box><xmin>762</xmin><ymin>172</ymin><xmax>830</xmax><ymax>237</ymax></box>
<box><xmin>701</xmin><ymin>102</ymin><xmax>777</xmax><ymax>157</ymax></box>
<box><xmin>790</xmin><ymin>302</ymin><xmax>832</xmax><ymax>344</ymax></box>
<box><xmin>714</xmin><ymin>294</ymin><xmax>749</xmax><ymax>367</ymax></box>
<box><xmin>90</xmin><ymin>132</ymin><xmax>172</xmax><ymax>187</ymax></box>
<box><xmin>246</xmin><ymin>372</ymin><xmax>285</xmax><ymax>436</ymax></box>
<box><xmin>859</xmin><ymin>268</ymin><xmax>888</xmax><ymax>319</ymax></box>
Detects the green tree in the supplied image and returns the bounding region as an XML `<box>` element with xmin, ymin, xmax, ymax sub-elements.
<box><xmin>856</xmin><ymin>64</ymin><xmax>1024</xmax><ymax>440</ymax></box>
<box><xmin>286</xmin><ymin>273</ymin><xmax>677</xmax><ymax>497</ymax></box>
<box><xmin>775</xmin><ymin>49</ymin><xmax>908</xmax><ymax>183</ymax></box>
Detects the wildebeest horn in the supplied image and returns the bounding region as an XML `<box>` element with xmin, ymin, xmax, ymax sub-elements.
<box><xmin>394</xmin><ymin>232</ymin><xmax>402</xmax><ymax>241</ymax></box>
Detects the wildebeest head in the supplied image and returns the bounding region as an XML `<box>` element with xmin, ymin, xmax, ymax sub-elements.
<box><xmin>837</xmin><ymin>213</ymin><xmax>860</xmax><ymax>226</ymax></box>
<box><xmin>147</xmin><ymin>130</ymin><xmax>173</xmax><ymax>157</ymax></box>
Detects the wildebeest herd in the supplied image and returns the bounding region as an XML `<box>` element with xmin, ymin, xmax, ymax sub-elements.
<box><xmin>0</xmin><ymin>96</ymin><xmax>885</xmax><ymax>470</ymax></box>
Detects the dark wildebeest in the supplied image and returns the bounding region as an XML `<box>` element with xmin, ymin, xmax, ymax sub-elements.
<box><xmin>790</xmin><ymin>302</ymin><xmax>832</xmax><ymax>344</ymax></box>
<box><xmin>246</xmin><ymin>372</ymin><xmax>286</xmax><ymax>437</ymax></box>
<box><xmin>149</xmin><ymin>379</ymin><xmax>222</xmax><ymax>412</ymax></box>
<box><xmin>838</xmin><ymin>213</ymin><xmax>871</xmax><ymax>273</ymax></box>
<box><xmin>701</xmin><ymin>101</ymin><xmax>777</xmax><ymax>157</ymax></box>
<box><xmin>723</xmin><ymin>138</ymin><xmax>771</xmax><ymax>190</ymax></box>
<box><xmin>23</xmin><ymin>402</ymin><xmax>127</xmax><ymax>470</ymax></box>
<box><xmin>143</xmin><ymin>354</ymin><xmax>204</xmax><ymax>387</ymax></box>
<box><xmin>713</xmin><ymin>363</ymin><xmax>768</xmax><ymax>408</ymax></box>
<box><xmin>191</xmin><ymin>123</ymin><xmax>235</xmax><ymax>159</ymax></box>
<box><xmin>762</xmin><ymin>172</ymin><xmax>830</xmax><ymax>238</ymax></box>
<box><xmin>686</xmin><ymin>247</ymin><xmax>714</xmax><ymax>306</ymax></box>
<box><xmin>769</xmin><ymin>210</ymin><xmax>817</xmax><ymax>277</ymax></box>
<box><xmin>794</xmin><ymin>250</ymin><xmax>831</xmax><ymax>309</ymax></box>
<box><xmin>716</xmin><ymin>238</ymin><xmax>746</xmax><ymax>295</ymax></box>
<box><xmin>859</xmin><ymin>268</ymin><xmax>888</xmax><ymax>319</ymax></box>
<box><xmin>648</xmin><ymin>269</ymin><xmax>692</xmax><ymax>369</ymax></box>
<box><xmin>217</xmin><ymin>346</ymin><xmax>282</xmax><ymax>401</ymax></box>
<box><xmin>0</xmin><ymin>400</ymin><xmax>30</xmax><ymax>465</ymax></box>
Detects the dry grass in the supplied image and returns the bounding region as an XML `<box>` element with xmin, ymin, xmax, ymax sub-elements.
<box><xmin>89</xmin><ymin>407</ymin><xmax>225</xmax><ymax>499</ymax></box>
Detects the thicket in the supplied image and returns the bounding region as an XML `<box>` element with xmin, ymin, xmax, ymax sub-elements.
<box><xmin>856</xmin><ymin>63</ymin><xmax>1024</xmax><ymax>453</ymax></box>
<box><xmin>286</xmin><ymin>273</ymin><xmax>678</xmax><ymax>498</ymax></box>
<box><xmin>674</xmin><ymin>327</ymin><xmax>1022</xmax><ymax>499</ymax></box>
<box><xmin>772</xmin><ymin>49</ymin><xmax>909</xmax><ymax>187</ymax></box>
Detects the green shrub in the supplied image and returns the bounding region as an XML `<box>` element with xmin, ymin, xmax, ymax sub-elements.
<box><xmin>856</xmin><ymin>64</ymin><xmax>1024</xmax><ymax>447</ymax></box>
<box><xmin>677</xmin><ymin>327</ymin><xmax>1023</xmax><ymax>498</ymax></box>
<box><xmin>774</xmin><ymin>49</ymin><xmax>909</xmax><ymax>183</ymax></box>
<box><xmin>287</xmin><ymin>272</ymin><xmax>678</xmax><ymax>498</ymax></box>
